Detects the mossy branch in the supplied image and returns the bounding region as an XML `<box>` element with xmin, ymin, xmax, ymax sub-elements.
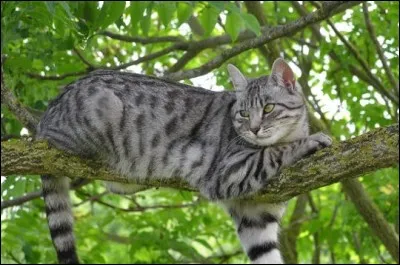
<box><xmin>1</xmin><ymin>124</ymin><xmax>398</xmax><ymax>203</ymax></box>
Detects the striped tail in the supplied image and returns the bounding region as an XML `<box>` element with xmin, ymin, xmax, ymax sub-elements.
<box><xmin>224</xmin><ymin>201</ymin><xmax>286</xmax><ymax>264</ymax></box>
<box><xmin>41</xmin><ymin>175</ymin><xmax>79</xmax><ymax>264</ymax></box>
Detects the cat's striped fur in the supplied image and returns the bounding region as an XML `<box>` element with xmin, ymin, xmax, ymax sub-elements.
<box><xmin>36</xmin><ymin>58</ymin><xmax>331</xmax><ymax>264</ymax></box>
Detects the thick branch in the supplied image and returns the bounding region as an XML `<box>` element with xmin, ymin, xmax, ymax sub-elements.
<box><xmin>1</xmin><ymin>124</ymin><xmax>398</xmax><ymax>203</ymax></box>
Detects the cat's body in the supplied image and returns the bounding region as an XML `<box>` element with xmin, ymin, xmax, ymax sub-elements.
<box><xmin>37</xmin><ymin>59</ymin><xmax>331</xmax><ymax>264</ymax></box>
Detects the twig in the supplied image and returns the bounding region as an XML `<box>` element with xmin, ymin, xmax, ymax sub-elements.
<box><xmin>73</xmin><ymin>191</ymin><xmax>109</xmax><ymax>207</ymax></box>
<box><xmin>1</xmin><ymin>134</ymin><xmax>20</xmax><ymax>141</ymax></box>
<box><xmin>1</xmin><ymin>178</ymin><xmax>91</xmax><ymax>211</ymax></box>
<box><xmin>27</xmin><ymin>45</ymin><xmax>185</xmax><ymax>80</ymax></box>
<box><xmin>362</xmin><ymin>2</ymin><xmax>399</xmax><ymax>97</ymax></box>
<box><xmin>76</xmin><ymin>190</ymin><xmax>200</xmax><ymax>212</ymax></box>
<box><xmin>167</xmin><ymin>50</ymin><xmax>201</xmax><ymax>73</ymax></box>
<box><xmin>110</xmin><ymin>44</ymin><xmax>182</xmax><ymax>71</ymax></box>
<box><xmin>26</xmin><ymin>70</ymin><xmax>89</xmax><ymax>81</ymax></box>
<box><xmin>99</xmin><ymin>31</ymin><xmax>185</xmax><ymax>44</ymax></box>
<box><xmin>73</xmin><ymin>47</ymin><xmax>97</xmax><ymax>70</ymax></box>
<box><xmin>1</xmin><ymin>190</ymin><xmax>42</xmax><ymax>210</ymax></box>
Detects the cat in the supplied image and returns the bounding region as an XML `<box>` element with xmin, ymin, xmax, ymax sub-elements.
<box><xmin>36</xmin><ymin>58</ymin><xmax>332</xmax><ymax>264</ymax></box>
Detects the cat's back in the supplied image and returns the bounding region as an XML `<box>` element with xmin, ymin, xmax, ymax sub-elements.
<box><xmin>36</xmin><ymin>70</ymin><xmax>232</xmax><ymax>159</ymax></box>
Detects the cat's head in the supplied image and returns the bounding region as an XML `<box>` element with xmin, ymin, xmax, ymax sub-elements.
<box><xmin>228</xmin><ymin>58</ymin><xmax>308</xmax><ymax>146</ymax></box>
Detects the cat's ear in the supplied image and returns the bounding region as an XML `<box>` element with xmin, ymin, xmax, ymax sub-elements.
<box><xmin>227</xmin><ymin>64</ymin><xmax>248</xmax><ymax>91</ymax></box>
<box><xmin>271</xmin><ymin>58</ymin><xmax>296</xmax><ymax>91</ymax></box>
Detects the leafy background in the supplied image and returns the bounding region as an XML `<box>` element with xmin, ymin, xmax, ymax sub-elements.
<box><xmin>1</xmin><ymin>1</ymin><xmax>398</xmax><ymax>264</ymax></box>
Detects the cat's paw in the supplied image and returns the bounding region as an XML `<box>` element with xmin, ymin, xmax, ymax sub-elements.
<box><xmin>309</xmin><ymin>132</ymin><xmax>332</xmax><ymax>148</ymax></box>
<box><xmin>305</xmin><ymin>132</ymin><xmax>332</xmax><ymax>156</ymax></box>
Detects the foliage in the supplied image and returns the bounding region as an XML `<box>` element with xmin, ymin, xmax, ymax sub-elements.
<box><xmin>1</xmin><ymin>1</ymin><xmax>398</xmax><ymax>264</ymax></box>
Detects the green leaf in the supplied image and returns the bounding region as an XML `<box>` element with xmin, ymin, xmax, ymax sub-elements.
<box><xmin>198</xmin><ymin>5</ymin><xmax>220</xmax><ymax>36</ymax></box>
<box><xmin>177</xmin><ymin>2</ymin><xmax>192</xmax><ymax>26</ymax></box>
<box><xmin>59</xmin><ymin>2</ymin><xmax>73</xmax><ymax>18</ymax></box>
<box><xmin>98</xmin><ymin>1</ymin><xmax>126</xmax><ymax>30</ymax></box>
<box><xmin>140</xmin><ymin>3</ymin><xmax>153</xmax><ymax>36</ymax></box>
<box><xmin>45</xmin><ymin>2</ymin><xmax>56</xmax><ymax>16</ymax></box>
<box><xmin>156</xmin><ymin>2</ymin><xmax>176</xmax><ymax>29</ymax></box>
<box><xmin>4</xmin><ymin>56</ymin><xmax>32</xmax><ymax>70</ymax></box>
<box><xmin>129</xmin><ymin>2</ymin><xmax>147</xmax><ymax>35</ymax></box>
<box><xmin>242</xmin><ymin>13</ymin><xmax>261</xmax><ymax>36</ymax></box>
<box><xmin>225</xmin><ymin>12</ymin><xmax>243</xmax><ymax>42</ymax></box>
<box><xmin>208</xmin><ymin>1</ymin><xmax>225</xmax><ymax>11</ymax></box>
<box><xmin>82</xmin><ymin>1</ymin><xmax>99</xmax><ymax>27</ymax></box>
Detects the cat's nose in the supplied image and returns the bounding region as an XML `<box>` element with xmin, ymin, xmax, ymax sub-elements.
<box><xmin>250</xmin><ymin>127</ymin><xmax>260</xmax><ymax>135</ymax></box>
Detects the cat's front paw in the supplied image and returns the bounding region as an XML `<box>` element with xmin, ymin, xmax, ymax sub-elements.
<box><xmin>305</xmin><ymin>132</ymin><xmax>332</xmax><ymax>156</ymax></box>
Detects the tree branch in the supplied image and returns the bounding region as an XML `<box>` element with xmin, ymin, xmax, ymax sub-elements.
<box><xmin>0</xmin><ymin>178</ymin><xmax>91</xmax><ymax>211</ymax></box>
<box><xmin>164</xmin><ymin>1</ymin><xmax>361</xmax><ymax>81</ymax></box>
<box><xmin>362</xmin><ymin>2</ymin><xmax>399</xmax><ymax>97</ymax></box>
<box><xmin>73</xmin><ymin>47</ymin><xmax>97</xmax><ymax>70</ymax></box>
<box><xmin>26</xmin><ymin>70</ymin><xmax>89</xmax><ymax>81</ymax></box>
<box><xmin>1</xmin><ymin>124</ymin><xmax>398</xmax><ymax>204</ymax></box>
<box><xmin>326</xmin><ymin>19</ymin><xmax>398</xmax><ymax>106</ymax></box>
<box><xmin>1</xmin><ymin>65</ymin><xmax>39</xmax><ymax>133</ymax></box>
<box><xmin>111</xmin><ymin>44</ymin><xmax>182</xmax><ymax>71</ymax></box>
<box><xmin>292</xmin><ymin>1</ymin><xmax>399</xmax><ymax>108</ymax></box>
<box><xmin>99</xmin><ymin>31</ymin><xmax>185</xmax><ymax>44</ymax></box>
<box><xmin>342</xmin><ymin>178</ymin><xmax>399</xmax><ymax>263</ymax></box>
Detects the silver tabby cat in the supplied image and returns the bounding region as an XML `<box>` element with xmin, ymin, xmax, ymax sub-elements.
<box><xmin>36</xmin><ymin>58</ymin><xmax>332</xmax><ymax>264</ymax></box>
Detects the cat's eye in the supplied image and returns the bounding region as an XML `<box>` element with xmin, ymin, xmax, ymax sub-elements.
<box><xmin>264</xmin><ymin>104</ymin><xmax>275</xmax><ymax>113</ymax></box>
<box><xmin>239</xmin><ymin>110</ymin><xmax>250</xmax><ymax>118</ymax></box>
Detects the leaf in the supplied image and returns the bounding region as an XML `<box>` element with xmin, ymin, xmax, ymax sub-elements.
<box><xmin>140</xmin><ymin>3</ymin><xmax>153</xmax><ymax>36</ymax></box>
<box><xmin>177</xmin><ymin>2</ymin><xmax>192</xmax><ymax>26</ymax></box>
<box><xmin>242</xmin><ymin>13</ymin><xmax>261</xmax><ymax>36</ymax></box>
<box><xmin>225</xmin><ymin>12</ymin><xmax>243</xmax><ymax>42</ymax></box>
<box><xmin>82</xmin><ymin>1</ymin><xmax>99</xmax><ymax>27</ymax></box>
<box><xmin>4</xmin><ymin>56</ymin><xmax>32</xmax><ymax>70</ymax></box>
<box><xmin>59</xmin><ymin>2</ymin><xmax>73</xmax><ymax>18</ymax></box>
<box><xmin>98</xmin><ymin>1</ymin><xmax>126</xmax><ymax>30</ymax></box>
<box><xmin>129</xmin><ymin>2</ymin><xmax>147</xmax><ymax>35</ymax></box>
<box><xmin>198</xmin><ymin>5</ymin><xmax>220</xmax><ymax>36</ymax></box>
<box><xmin>156</xmin><ymin>2</ymin><xmax>176</xmax><ymax>29</ymax></box>
<box><xmin>45</xmin><ymin>2</ymin><xmax>56</xmax><ymax>16</ymax></box>
<box><xmin>208</xmin><ymin>1</ymin><xmax>225</xmax><ymax>11</ymax></box>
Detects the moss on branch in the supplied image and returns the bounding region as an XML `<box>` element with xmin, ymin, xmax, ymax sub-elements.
<box><xmin>1</xmin><ymin>124</ymin><xmax>398</xmax><ymax>203</ymax></box>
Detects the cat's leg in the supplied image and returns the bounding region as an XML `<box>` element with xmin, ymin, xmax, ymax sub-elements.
<box><xmin>221</xmin><ymin>200</ymin><xmax>287</xmax><ymax>264</ymax></box>
<box><xmin>103</xmin><ymin>181</ymin><xmax>148</xmax><ymax>194</ymax></box>
<box><xmin>202</xmin><ymin>132</ymin><xmax>332</xmax><ymax>200</ymax></box>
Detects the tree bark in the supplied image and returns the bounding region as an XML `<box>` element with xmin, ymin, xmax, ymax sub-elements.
<box><xmin>1</xmin><ymin>124</ymin><xmax>398</xmax><ymax>204</ymax></box>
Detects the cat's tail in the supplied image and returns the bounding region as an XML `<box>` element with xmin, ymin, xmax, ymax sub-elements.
<box><xmin>41</xmin><ymin>175</ymin><xmax>79</xmax><ymax>264</ymax></box>
<box><xmin>223</xmin><ymin>201</ymin><xmax>286</xmax><ymax>264</ymax></box>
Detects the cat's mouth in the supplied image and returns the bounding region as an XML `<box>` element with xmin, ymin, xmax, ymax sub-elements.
<box><xmin>241</xmin><ymin>134</ymin><xmax>276</xmax><ymax>147</ymax></box>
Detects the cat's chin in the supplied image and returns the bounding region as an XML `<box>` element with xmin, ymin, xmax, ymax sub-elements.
<box><xmin>241</xmin><ymin>135</ymin><xmax>280</xmax><ymax>147</ymax></box>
